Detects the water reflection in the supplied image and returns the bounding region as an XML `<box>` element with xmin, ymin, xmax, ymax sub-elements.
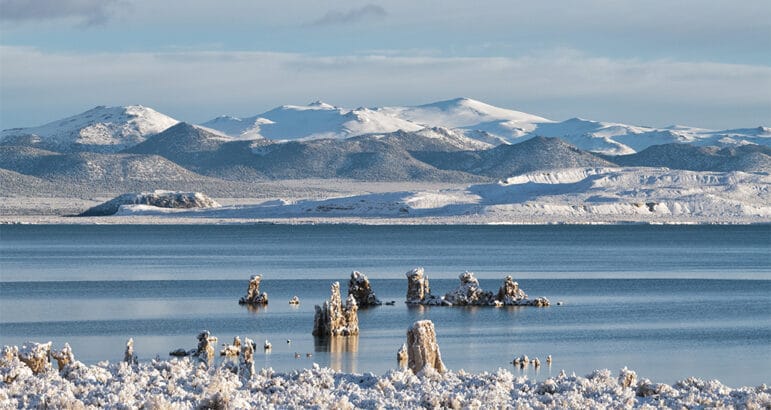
<box><xmin>314</xmin><ymin>335</ymin><xmax>359</xmax><ymax>373</ymax></box>
<box><xmin>243</xmin><ymin>304</ymin><xmax>268</xmax><ymax>315</ymax></box>
<box><xmin>406</xmin><ymin>304</ymin><xmax>428</xmax><ymax>313</ymax></box>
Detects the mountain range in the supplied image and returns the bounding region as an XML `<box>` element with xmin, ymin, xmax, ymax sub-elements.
<box><xmin>1</xmin><ymin>98</ymin><xmax>768</xmax><ymax>197</ymax></box>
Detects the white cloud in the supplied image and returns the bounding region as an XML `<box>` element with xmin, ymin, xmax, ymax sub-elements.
<box><xmin>1</xmin><ymin>46</ymin><xmax>769</xmax><ymax>129</ymax></box>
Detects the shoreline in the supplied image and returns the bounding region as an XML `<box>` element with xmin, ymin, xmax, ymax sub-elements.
<box><xmin>3</xmin><ymin>214</ymin><xmax>770</xmax><ymax>225</ymax></box>
<box><xmin>2</xmin><ymin>354</ymin><xmax>768</xmax><ymax>408</ymax></box>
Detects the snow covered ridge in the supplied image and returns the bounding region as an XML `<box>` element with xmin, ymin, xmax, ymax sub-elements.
<box><xmin>201</xmin><ymin>100</ymin><xmax>424</xmax><ymax>141</ymax></box>
<box><xmin>203</xmin><ymin>97</ymin><xmax>770</xmax><ymax>154</ymax></box>
<box><xmin>79</xmin><ymin>191</ymin><xmax>220</xmax><ymax>216</ymax></box>
<box><xmin>4</xmin><ymin>98</ymin><xmax>769</xmax><ymax>155</ymax></box>
<box><xmin>1</xmin><ymin>345</ymin><xmax>768</xmax><ymax>408</ymax></box>
<box><xmin>110</xmin><ymin>168</ymin><xmax>771</xmax><ymax>224</ymax></box>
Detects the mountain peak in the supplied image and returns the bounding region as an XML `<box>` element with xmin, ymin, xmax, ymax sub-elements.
<box><xmin>417</xmin><ymin>97</ymin><xmax>479</xmax><ymax>109</ymax></box>
<box><xmin>308</xmin><ymin>100</ymin><xmax>335</xmax><ymax>109</ymax></box>
<box><xmin>0</xmin><ymin>105</ymin><xmax>179</xmax><ymax>153</ymax></box>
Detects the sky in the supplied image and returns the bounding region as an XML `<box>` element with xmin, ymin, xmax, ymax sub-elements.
<box><xmin>1</xmin><ymin>0</ymin><xmax>770</xmax><ymax>130</ymax></box>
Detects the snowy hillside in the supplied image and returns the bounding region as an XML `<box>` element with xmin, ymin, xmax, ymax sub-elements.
<box><xmin>3</xmin><ymin>99</ymin><xmax>767</xmax><ymax>156</ymax></box>
<box><xmin>110</xmin><ymin>167</ymin><xmax>771</xmax><ymax>224</ymax></box>
<box><xmin>1</xmin><ymin>105</ymin><xmax>179</xmax><ymax>153</ymax></box>
<box><xmin>377</xmin><ymin>97</ymin><xmax>551</xmax><ymax>139</ymax></box>
<box><xmin>611</xmin><ymin>143</ymin><xmax>771</xmax><ymax>173</ymax></box>
<box><xmin>532</xmin><ymin>120</ymin><xmax>771</xmax><ymax>155</ymax></box>
<box><xmin>202</xmin><ymin>98</ymin><xmax>769</xmax><ymax>154</ymax></box>
<box><xmin>201</xmin><ymin>101</ymin><xmax>423</xmax><ymax>140</ymax></box>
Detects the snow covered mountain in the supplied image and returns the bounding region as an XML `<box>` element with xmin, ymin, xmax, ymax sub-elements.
<box><xmin>1</xmin><ymin>105</ymin><xmax>180</xmax><ymax>153</ymax></box>
<box><xmin>201</xmin><ymin>101</ymin><xmax>423</xmax><ymax>141</ymax></box>
<box><xmin>3</xmin><ymin>99</ymin><xmax>767</xmax><ymax>157</ymax></box>
<box><xmin>202</xmin><ymin>98</ymin><xmax>770</xmax><ymax>155</ymax></box>
<box><xmin>376</xmin><ymin>97</ymin><xmax>551</xmax><ymax>140</ymax></box>
<box><xmin>1</xmin><ymin>98</ymin><xmax>768</xmax><ymax>202</ymax></box>
<box><xmin>610</xmin><ymin>143</ymin><xmax>771</xmax><ymax>173</ymax></box>
<box><xmin>414</xmin><ymin>136</ymin><xmax>616</xmax><ymax>179</ymax></box>
<box><xmin>530</xmin><ymin>120</ymin><xmax>771</xmax><ymax>155</ymax></box>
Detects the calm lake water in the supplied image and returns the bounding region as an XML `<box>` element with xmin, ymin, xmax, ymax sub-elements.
<box><xmin>0</xmin><ymin>224</ymin><xmax>769</xmax><ymax>387</ymax></box>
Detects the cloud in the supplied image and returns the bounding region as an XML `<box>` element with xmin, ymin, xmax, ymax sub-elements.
<box><xmin>0</xmin><ymin>0</ymin><xmax>124</xmax><ymax>26</ymax></box>
<box><xmin>1</xmin><ymin>46</ymin><xmax>769</xmax><ymax>129</ymax></box>
<box><xmin>307</xmin><ymin>4</ymin><xmax>387</xmax><ymax>27</ymax></box>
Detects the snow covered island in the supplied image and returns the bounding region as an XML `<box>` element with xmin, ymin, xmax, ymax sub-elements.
<box><xmin>2</xmin><ymin>338</ymin><xmax>769</xmax><ymax>408</ymax></box>
<box><xmin>406</xmin><ymin>268</ymin><xmax>550</xmax><ymax>307</ymax></box>
<box><xmin>79</xmin><ymin>190</ymin><xmax>220</xmax><ymax>216</ymax></box>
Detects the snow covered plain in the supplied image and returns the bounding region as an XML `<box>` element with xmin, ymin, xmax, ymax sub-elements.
<box><xmin>51</xmin><ymin>167</ymin><xmax>769</xmax><ymax>225</ymax></box>
<box><xmin>2</xmin><ymin>353</ymin><xmax>769</xmax><ymax>408</ymax></box>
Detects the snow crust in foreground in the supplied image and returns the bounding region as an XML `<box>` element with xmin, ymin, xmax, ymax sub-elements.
<box><xmin>2</xmin><ymin>357</ymin><xmax>768</xmax><ymax>409</ymax></box>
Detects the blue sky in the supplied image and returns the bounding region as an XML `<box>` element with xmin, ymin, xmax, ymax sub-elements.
<box><xmin>1</xmin><ymin>0</ymin><xmax>770</xmax><ymax>129</ymax></box>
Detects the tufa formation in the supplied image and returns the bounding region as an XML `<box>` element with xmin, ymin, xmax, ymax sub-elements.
<box><xmin>406</xmin><ymin>320</ymin><xmax>446</xmax><ymax>374</ymax></box>
<box><xmin>312</xmin><ymin>282</ymin><xmax>359</xmax><ymax>336</ymax></box>
<box><xmin>347</xmin><ymin>271</ymin><xmax>382</xmax><ymax>307</ymax></box>
<box><xmin>239</xmin><ymin>274</ymin><xmax>269</xmax><ymax>306</ymax></box>
<box><xmin>406</xmin><ymin>269</ymin><xmax>550</xmax><ymax>307</ymax></box>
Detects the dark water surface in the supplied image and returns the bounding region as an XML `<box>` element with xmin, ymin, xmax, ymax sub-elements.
<box><xmin>0</xmin><ymin>224</ymin><xmax>769</xmax><ymax>386</ymax></box>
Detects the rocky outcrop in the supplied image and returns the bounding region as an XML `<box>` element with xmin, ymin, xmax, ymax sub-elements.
<box><xmin>168</xmin><ymin>348</ymin><xmax>191</xmax><ymax>357</ymax></box>
<box><xmin>239</xmin><ymin>337</ymin><xmax>255</xmax><ymax>381</ymax></box>
<box><xmin>124</xmin><ymin>338</ymin><xmax>137</xmax><ymax>365</ymax></box>
<box><xmin>79</xmin><ymin>190</ymin><xmax>220</xmax><ymax>216</ymax></box>
<box><xmin>0</xmin><ymin>346</ymin><xmax>29</xmax><ymax>384</ymax></box>
<box><xmin>530</xmin><ymin>297</ymin><xmax>551</xmax><ymax>307</ymax></box>
<box><xmin>408</xmin><ymin>269</ymin><xmax>550</xmax><ymax>307</ymax></box>
<box><xmin>444</xmin><ymin>271</ymin><xmax>495</xmax><ymax>306</ymax></box>
<box><xmin>220</xmin><ymin>336</ymin><xmax>242</xmax><ymax>357</ymax></box>
<box><xmin>406</xmin><ymin>267</ymin><xmax>445</xmax><ymax>305</ymax></box>
<box><xmin>347</xmin><ymin>271</ymin><xmax>381</xmax><ymax>307</ymax></box>
<box><xmin>312</xmin><ymin>282</ymin><xmax>359</xmax><ymax>336</ymax></box>
<box><xmin>18</xmin><ymin>342</ymin><xmax>51</xmax><ymax>374</ymax></box>
<box><xmin>2</xmin><ymin>346</ymin><xmax>18</xmax><ymax>363</ymax></box>
<box><xmin>406</xmin><ymin>320</ymin><xmax>446</xmax><ymax>374</ymax></box>
<box><xmin>397</xmin><ymin>343</ymin><xmax>408</xmax><ymax>367</ymax></box>
<box><xmin>51</xmin><ymin>343</ymin><xmax>75</xmax><ymax>371</ymax></box>
<box><xmin>619</xmin><ymin>367</ymin><xmax>637</xmax><ymax>388</ymax></box>
<box><xmin>239</xmin><ymin>275</ymin><xmax>269</xmax><ymax>305</ymax></box>
<box><xmin>497</xmin><ymin>275</ymin><xmax>527</xmax><ymax>303</ymax></box>
<box><xmin>195</xmin><ymin>330</ymin><xmax>218</xmax><ymax>364</ymax></box>
<box><xmin>636</xmin><ymin>378</ymin><xmax>675</xmax><ymax>397</ymax></box>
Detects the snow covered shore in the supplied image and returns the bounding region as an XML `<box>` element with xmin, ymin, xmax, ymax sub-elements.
<box><xmin>5</xmin><ymin>167</ymin><xmax>764</xmax><ymax>225</ymax></box>
<box><xmin>2</xmin><ymin>355</ymin><xmax>768</xmax><ymax>408</ymax></box>
<box><xmin>1</xmin><ymin>168</ymin><xmax>769</xmax><ymax>225</ymax></box>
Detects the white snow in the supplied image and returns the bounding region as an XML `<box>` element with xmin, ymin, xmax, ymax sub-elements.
<box><xmin>100</xmin><ymin>167</ymin><xmax>771</xmax><ymax>224</ymax></box>
<box><xmin>5</xmin><ymin>99</ymin><xmax>768</xmax><ymax>155</ymax></box>
<box><xmin>412</xmin><ymin>126</ymin><xmax>496</xmax><ymax>149</ymax></box>
<box><xmin>201</xmin><ymin>101</ymin><xmax>423</xmax><ymax>141</ymax></box>
<box><xmin>377</xmin><ymin>97</ymin><xmax>552</xmax><ymax>132</ymax></box>
<box><xmin>1</xmin><ymin>352</ymin><xmax>768</xmax><ymax>408</ymax></box>
<box><xmin>201</xmin><ymin>97</ymin><xmax>770</xmax><ymax>154</ymax></box>
<box><xmin>1</xmin><ymin>105</ymin><xmax>179</xmax><ymax>152</ymax></box>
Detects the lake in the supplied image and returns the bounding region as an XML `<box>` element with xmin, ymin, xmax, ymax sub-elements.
<box><xmin>0</xmin><ymin>224</ymin><xmax>769</xmax><ymax>387</ymax></box>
